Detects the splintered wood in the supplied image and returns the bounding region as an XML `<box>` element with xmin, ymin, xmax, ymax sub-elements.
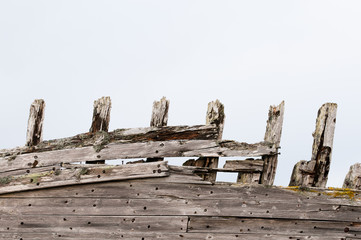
<box><xmin>289</xmin><ymin>103</ymin><xmax>337</xmax><ymax>188</ymax></box>
<box><xmin>26</xmin><ymin>99</ymin><xmax>45</xmax><ymax>147</ymax></box>
<box><xmin>343</xmin><ymin>163</ymin><xmax>361</xmax><ymax>190</ymax></box>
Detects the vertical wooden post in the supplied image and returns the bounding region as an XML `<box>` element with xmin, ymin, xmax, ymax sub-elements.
<box><xmin>289</xmin><ymin>103</ymin><xmax>337</xmax><ymax>187</ymax></box>
<box><xmin>86</xmin><ymin>97</ymin><xmax>111</xmax><ymax>164</ymax></box>
<box><xmin>260</xmin><ymin>101</ymin><xmax>285</xmax><ymax>185</ymax></box>
<box><xmin>26</xmin><ymin>99</ymin><xmax>45</xmax><ymax>147</ymax></box>
<box><xmin>203</xmin><ymin>100</ymin><xmax>225</xmax><ymax>182</ymax></box>
<box><xmin>146</xmin><ymin>97</ymin><xmax>169</xmax><ymax>162</ymax></box>
<box><xmin>343</xmin><ymin>163</ymin><xmax>361</xmax><ymax>190</ymax></box>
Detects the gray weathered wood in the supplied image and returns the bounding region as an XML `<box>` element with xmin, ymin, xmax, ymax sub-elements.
<box><xmin>147</xmin><ymin>97</ymin><xmax>169</xmax><ymax>162</ymax></box>
<box><xmin>26</xmin><ymin>99</ymin><xmax>45</xmax><ymax>147</ymax></box>
<box><xmin>89</xmin><ymin>96</ymin><xmax>111</xmax><ymax>133</ymax></box>
<box><xmin>343</xmin><ymin>163</ymin><xmax>361</xmax><ymax>190</ymax></box>
<box><xmin>203</xmin><ymin>100</ymin><xmax>225</xmax><ymax>182</ymax></box>
<box><xmin>87</xmin><ymin>97</ymin><xmax>111</xmax><ymax>164</ymax></box>
<box><xmin>0</xmin><ymin>124</ymin><xmax>221</xmax><ymax>160</ymax></box>
<box><xmin>223</xmin><ymin>159</ymin><xmax>264</xmax><ymax>172</ymax></box>
<box><xmin>289</xmin><ymin>103</ymin><xmax>337</xmax><ymax>187</ymax></box>
<box><xmin>0</xmin><ymin>161</ymin><xmax>168</xmax><ymax>194</ymax></box>
<box><xmin>259</xmin><ymin>101</ymin><xmax>285</xmax><ymax>185</ymax></box>
<box><xmin>150</xmin><ymin>97</ymin><xmax>169</xmax><ymax>127</ymax></box>
<box><xmin>0</xmin><ymin>140</ymin><xmax>274</xmax><ymax>174</ymax></box>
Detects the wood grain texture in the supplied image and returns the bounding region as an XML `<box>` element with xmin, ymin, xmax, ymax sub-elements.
<box><xmin>260</xmin><ymin>101</ymin><xmax>285</xmax><ymax>185</ymax></box>
<box><xmin>343</xmin><ymin>163</ymin><xmax>361</xmax><ymax>190</ymax></box>
<box><xmin>89</xmin><ymin>96</ymin><xmax>111</xmax><ymax>133</ymax></box>
<box><xmin>26</xmin><ymin>99</ymin><xmax>45</xmax><ymax>147</ymax></box>
<box><xmin>0</xmin><ymin>140</ymin><xmax>274</xmax><ymax>174</ymax></box>
<box><xmin>290</xmin><ymin>103</ymin><xmax>337</xmax><ymax>187</ymax></box>
<box><xmin>147</xmin><ymin>97</ymin><xmax>169</xmax><ymax>162</ymax></box>
<box><xmin>203</xmin><ymin>99</ymin><xmax>225</xmax><ymax>182</ymax></box>
<box><xmin>0</xmin><ymin>161</ymin><xmax>168</xmax><ymax>194</ymax></box>
<box><xmin>0</xmin><ymin>124</ymin><xmax>221</xmax><ymax>160</ymax></box>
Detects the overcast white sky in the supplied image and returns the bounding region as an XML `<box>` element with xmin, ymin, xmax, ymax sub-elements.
<box><xmin>1</xmin><ymin>1</ymin><xmax>361</xmax><ymax>187</ymax></box>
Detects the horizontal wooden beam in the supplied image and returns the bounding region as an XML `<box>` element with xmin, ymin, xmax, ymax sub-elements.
<box><xmin>0</xmin><ymin>140</ymin><xmax>275</xmax><ymax>173</ymax></box>
<box><xmin>0</xmin><ymin>161</ymin><xmax>168</xmax><ymax>195</ymax></box>
<box><xmin>223</xmin><ymin>159</ymin><xmax>264</xmax><ymax>172</ymax></box>
<box><xmin>0</xmin><ymin>124</ymin><xmax>221</xmax><ymax>159</ymax></box>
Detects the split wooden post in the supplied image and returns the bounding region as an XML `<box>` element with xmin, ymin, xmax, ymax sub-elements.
<box><xmin>26</xmin><ymin>99</ymin><xmax>45</xmax><ymax>147</ymax></box>
<box><xmin>259</xmin><ymin>101</ymin><xmax>285</xmax><ymax>185</ymax></box>
<box><xmin>289</xmin><ymin>103</ymin><xmax>337</xmax><ymax>187</ymax></box>
<box><xmin>203</xmin><ymin>100</ymin><xmax>225</xmax><ymax>182</ymax></box>
<box><xmin>86</xmin><ymin>97</ymin><xmax>111</xmax><ymax>164</ymax></box>
<box><xmin>343</xmin><ymin>163</ymin><xmax>361</xmax><ymax>190</ymax></box>
<box><xmin>146</xmin><ymin>97</ymin><xmax>169</xmax><ymax>162</ymax></box>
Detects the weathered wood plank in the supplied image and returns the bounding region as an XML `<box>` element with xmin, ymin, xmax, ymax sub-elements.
<box><xmin>147</xmin><ymin>97</ymin><xmax>169</xmax><ymax>162</ymax></box>
<box><xmin>289</xmin><ymin>103</ymin><xmax>338</xmax><ymax>187</ymax></box>
<box><xmin>260</xmin><ymin>101</ymin><xmax>285</xmax><ymax>185</ymax></box>
<box><xmin>343</xmin><ymin>163</ymin><xmax>361</xmax><ymax>190</ymax></box>
<box><xmin>223</xmin><ymin>159</ymin><xmax>264</xmax><ymax>172</ymax></box>
<box><xmin>0</xmin><ymin>140</ymin><xmax>274</xmax><ymax>173</ymax></box>
<box><xmin>0</xmin><ymin>232</ymin><xmax>353</xmax><ymax>240</ymax></box>
<box><xmin>0</xmin><ymin>124</ymin><xmax>220</xmax><ymax>159</ymax></box>
<box><xmin>87</xmin><ymin>97</ymin><xmax>111</xmax><ymax>164</ymax></box>
<box><xmin>26</xmin><ymin>99</ymin><xmax>45</xmax><ymax>147</ymax></box>
<box><xmin>0</xmin><ymin>161</ymin><xmax>168</xmax><ymax>194</ymax></box>
<box><xmin>203</xmin><ymin>100</ymin><xmax>225</xmax><ymax>182</ymax></box>
<box><xmin>188</xmin><ymin>216</ymin><xmax>360</xmax><ymax>237</ymax></box>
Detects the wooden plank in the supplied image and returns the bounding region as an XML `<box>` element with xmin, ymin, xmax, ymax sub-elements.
<box><xmin>0</xmin><ymin>124</ymin><xmax>220</xmax><ymax>160</ymax></box>
<box><xmin>289</xmin><ymin>103</ymin><xmax>338</xmax><ymax>187</ymax></box>
<box><xmin>26</xmin><ymin>99</ymin><xmax>45</xmax><ymax>147</ymax></box>
<box><xmin>188</xmin><ymin>216</ymin><xmax>360</xmax><ymax>237</ymax></box>
<box><xmin>223</xmin><ymin>159</ymin><xmax>264</xmax><ymax>172</ymax></box>
<box><xmin>0</xmin><ymin>140</ymin><xmax>274</xmax><ymax>173</ymax></box>
<box><xmin>147</xmin><ymin>97</ymin><xmax>169</xmax><ymax>162</ymax></box>
<box><xmin>343</xmin><ymin>163</ymin><xmax>361</xmax><ymax>190</ymax></box>
<box><xmin>0</xmin><ymin>232</ymin><xmax>353</xmax><ymax>240</ymax></box>
<box><xmin>202</xmin><ymin>100</ymin><xmax>225</xmax><ymax>182</ymax></box>
<box><xmin>0</xmin><ymin>161</ymin><xmax>168</xmax><ymax>194</ymax></box>
<box><xmin>260</xmin><ymin>101</ymin><xmax>285</xmax><ymax>185</ymax></box>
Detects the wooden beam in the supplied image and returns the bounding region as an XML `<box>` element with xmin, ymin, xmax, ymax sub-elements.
<box><xmin>89</xmin><ymin>96</ymin><xmax>111</xmax><ymax>133</ymax></box>
<box><xmin>87</xmin><ymin>97</ymin><xmax>111</xmax><ymax>164</ymax></box>
<box><xmin>0</xmin><ymin>140</ymin><xmax>275</xmax><ymax>174</ymax></box>
<box><xmin>258</xmin><ymin>101</ymin><xmax>285</xmax><ymax>185</ymax></box>
<box><xmin>26</xmin><ymin>99</ymin><xmax>45</xmax><ymax>147</ymax></box>
<box><xmin>203</xmin><ymin>100</ymin><xmax>225</xmax><ymax>182</ymax></box>
<box><xmin>289</xmin><ymin>103</ymin><xmax>337</xmax><ymax>187</ymax></box>
<box><xmin>0</xmin><ymin>161</ymin><xmax>168</xmax><ymax>194</ymax></box>
<box><xmin>343</xmin><ymin>163</ymin><xmax>361</xmax><ymax>190</ymax></box>
<box><xmin>147</xmin><ymin>97</ymin><xmax>169</xmax><ymax>162</ymax></box>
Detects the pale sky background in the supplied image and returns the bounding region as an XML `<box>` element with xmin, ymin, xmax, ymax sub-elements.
<box><xmin>1</xmin><ymin>1</ymin><xmax>361</xmax><ymax>187</ymax></box>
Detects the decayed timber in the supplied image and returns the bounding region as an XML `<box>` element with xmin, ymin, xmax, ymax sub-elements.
<box><xmin>290</xmin><ymin>103</ymin><xmax>337</xmax><ymax>187</ymax></box>
<box><xmin>202</xmin><ymin>100</ymin><xmax>225</xmax><ymax>182</ymax></box>
<box><xmin>89</xmin><ymin>96</ymin><xmax>111</xmax><ymax>133</ymax></box>
<box><xmin>343</xmin><ymin>163</ymin><xmax>361</xmax><ymax>190</ymax></box>
<box><xmin>87</xmin><ymin>97</ymin><xmax>111</xmax><ymax>164</ymax></box>
<box><xmin>0</xmin><ymin>139</ymin><xmax>274</xmax><ymax>173</ymax></box>
<box><xmin>0</xmin><ymin>161</ymin><xmax>168</xmax><ymax>194</ymax></box>
<box><xmin>259</xmin><ymin>101</ymin><xmax>284</xmax><ymax>185</ymax></box>
<box><xmin>147</xmin><ymin>97</ymin><xmax>169</xmax><ymax>162</ymax></box>
<box><xmin>0</xmin><ymin>124</ymin><xmax>221</xmax><ymax>159</ymax></box>
<box><xmin>26</xmin><ymin>99</ymin><xmax>45</xmax><ymax>147</ymax></box>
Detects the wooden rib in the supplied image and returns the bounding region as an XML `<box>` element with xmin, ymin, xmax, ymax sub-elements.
<box><xmin>289</xmin><ymin>103</ymin><xmax>337</xmax><ymax>187</ymax></box>
<box><xmin>0</xmin><ymin>140</ymin><xmax>275</xmax><ymax>174</ymax></box>
<box><xmin>343</xmin><ymin>163</ymin><xmax>361</xmax><ymax>190</ymax></box>
<box><xmin>260</xmin><ymin>101</ymin><xmax>285</xmax><ymax>186</ymax></box>
<box><xmin>26</xmin><ymin>99</ymin><xmax>45</xmax><ymax>147</ymax></box>
<box><xmin>147</xmin><ymin>97</ymin><xmax>169</xmax><ymax>162</ymax></box>
<box><xmin>0</xmin><ymin>161</ymin><xmax>168</xmax><ymax>194</ymax></box>
<box><xmin>202</xmin><ymin>99</ymin><xmax>225</xmax><ymax>182</ymax></box>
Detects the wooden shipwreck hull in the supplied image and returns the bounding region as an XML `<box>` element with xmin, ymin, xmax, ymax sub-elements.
<box><xmin>0</xmin><ymin>97</ymin><xmax>360</xmax><ymax>240</ymax></box>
